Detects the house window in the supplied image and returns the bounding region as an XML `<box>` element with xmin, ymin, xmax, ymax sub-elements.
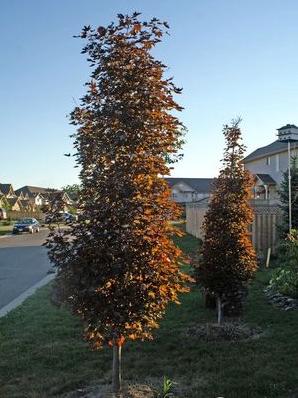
<box><xmin>266</xmin><ymin>156</ymin><xmax>271</xmax><ymax>165</ymax></box>
<box><xmin>276</xmin><ymin>154</ymin><xmax>279</xmax><ymax>172</ymax></box>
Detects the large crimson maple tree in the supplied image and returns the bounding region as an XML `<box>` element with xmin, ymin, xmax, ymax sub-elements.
<box><xmin>47</xmin><ymin>13</ymin><xmax>190</xmax><ymax>393</ymax></box>
<box><xmin>195</xmin><ymin>120</ymin><xmax>257</xmax><ymax>323</ymax></box>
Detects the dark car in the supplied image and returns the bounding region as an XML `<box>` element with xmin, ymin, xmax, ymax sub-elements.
<box><xmin>45</xmin><ymin>212</ymin><xmax>78</xmax><ymax>224</ymax></box>
<box><xmin>13</xmin><ymin>218</ymin><xmax>40</xmax><ymax>234</ymax></box>
<box><xmin>63</xmin><ymin>212</ymin><xmax>78</xmax><ymax>223</ymax></box>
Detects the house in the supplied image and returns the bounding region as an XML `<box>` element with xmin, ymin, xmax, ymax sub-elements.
<box><xmin>164</xmin><ymin>178</ymin><xmax>214</xmax><ymax>204</ymax></box>
<box><xmin>0</xmin><ymin>183</ymin><xmax>16</xmax><ymax>199</ymax></box>
<box><xmin>19</xmin><ymin>199</ymin><xmax>33</xmax><ymax>211</ymax></box>
<box><xmin>244</xmin><ymin>124</ymin><xmax>298</xmax><ymax>200</ymax></box>
<box><xmin>16</xmin><ymin>191</ymin><xmax>30</xmax><ymax>201</ymax></box>
<box><xmin>45</xmin><ymin>191</ymin><xmax>73</xmax><ymax>211</ymax></box>
<box><xmin>15</xmin><ymin>186</ymin><xmax>52</xmax><ymax>205</ymax></box>
<box><xmin>6</xmin><ymin>197</ymin><xmax>21</xmax><ymax>211</ymax></box>
<box><xmin>0</xmin><ymin>183</ymin><xmax>18</xmax><ymax>210</ymax></box>
<box><xmin>15</xmin><ymin>186</ymin><xmax>73</xmax><ymax>210</ymax></box>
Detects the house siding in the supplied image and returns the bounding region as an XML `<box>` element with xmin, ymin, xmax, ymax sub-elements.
<box><xmin>171</xmin><ymin>182</ymin><xmax>210</xmax><ymax>203</ymax></box>
<box><xmin>244</xmin><ymin>150</ymin><xmax>290</xmax><ymax>185</ymax></box>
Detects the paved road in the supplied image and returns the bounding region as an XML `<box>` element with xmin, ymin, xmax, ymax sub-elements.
<box><xmin>0</xmin><ymin>230</ymin><xmax>52</xmax><ymax>310</ymax></box>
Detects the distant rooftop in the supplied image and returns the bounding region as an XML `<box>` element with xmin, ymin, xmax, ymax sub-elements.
<box><xmin>244</xmin><ymin>137</ymin><xmax>298</xmax><ymax>163</ymax></box>
<box><xmin>164</xmin><ymin>178</ymin><xmax>215</xmax><ymax>193</ymax></box>
<box><xmin>0</xmin><ymin>184</ymin><xmax>14</xmax><ymax>195</ymax></box>
<box><xmin>255</xmin><ymin>174</ymin><xmax>276</xmax><ymax>185</ymax></box>
<box><xmin>277</xmin><ymin>124</ymin><xmax>298</xmax><ymax>130</ymax></box>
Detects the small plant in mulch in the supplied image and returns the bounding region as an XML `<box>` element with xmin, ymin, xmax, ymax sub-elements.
<box><xmin>156</xmin><ymin>376</ymin><xmax>176</xmax><ymax>398</ymax></box>
<box><xmin>183</xmin><ymin>322</ymin><xmax>263</xmax><ymax>342</ymax></box>
<box><xmin>65</xmin><ymin>377</ymin><xmax>183</xmax><ymax>398</ymax></box>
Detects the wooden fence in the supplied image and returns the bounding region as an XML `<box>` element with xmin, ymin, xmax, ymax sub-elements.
<box><xmin>186</xmin><ymin>200</ymin><xmax>282</xmax><ymax>254</ymax></box>
<box><xmin>7</xmin><ymin>210</ymin><xmax>44</xmax><ymax>221</ymax></box>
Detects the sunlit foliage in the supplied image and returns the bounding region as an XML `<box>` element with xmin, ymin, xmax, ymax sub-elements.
<box><xmin>46</xmin><ymin>12</ymin><xmax>191</xmax><ymax>392</ymax></box>
<box><xmin>195</xmin><ymin>120</ymin><xmax>257</xmax><ymax>320</ymax></box>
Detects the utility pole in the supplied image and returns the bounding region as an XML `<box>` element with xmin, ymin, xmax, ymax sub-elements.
<box><xmin>288</xmin><ymin>140</ymin><xmax>292</xmax><ymax>233</ymax></box>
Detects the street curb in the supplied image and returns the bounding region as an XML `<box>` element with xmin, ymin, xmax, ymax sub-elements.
<box><xmin>0</xmin><ymin>233</ymin><xmax>13</xmax><ymax>239</ymax></box>
<box><xmin>0</xmin><ymin>273</ymin><xmax>56</xmax><ymax>318</ymax></box>
<box><xmin>0</xmin><ymin>227</ymin><xmax>49</xmax><ymax>239</ymax></box>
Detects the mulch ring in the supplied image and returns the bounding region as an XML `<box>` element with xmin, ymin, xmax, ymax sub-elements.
<box><xmin>183</xmin><ymin>321</ymin><xmax>263</xmax><ymax>342</ymax></box>
<box><xmin>65</xmin><ymin>383</ymin><xmax>156</xmax><ymax>398</ymax></box>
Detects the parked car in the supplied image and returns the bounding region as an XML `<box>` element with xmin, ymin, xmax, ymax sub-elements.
<box><xmin>63</xmin><ymin>212</ymin><xmax>78</xmax><ymax>223</ymax></box>
<box><xmin>0</xmin><ymin>208</ymin><xmax>7</xmax><ymax>220</ymax></box>
<box><xmin>13</xmin><ymin>218</ymin><xmax>40</xmax><ymax>234</ymax></box>
<box><xmin>45</xmin><ymin>212</ymin><xmax>78</xmax><ymax>224</ymax></box>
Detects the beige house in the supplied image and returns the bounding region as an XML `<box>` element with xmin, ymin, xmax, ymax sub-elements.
<box><xmin>244</xmin><ymin>124</ymin><xmax>298</xmax><ymax>200</ymax></box>
<box><xmin>0</xmin><ymin>184</ymin><xmax>16</xmax><ymax>199</ymax></box>
<box><xmin>15</xmin><ymin>186</ymin><xmax>73</xmax><ymax>210</ymax></box>
<box><xmin>7</xmin><ymin>197</ymin><xmax>21</xmax><ymax>211</ymax></box>
<box><xmin>0</xmin><ymin>183</ymin><xmax>74</xmax><ymax>213</ymax></box>
<box><xmin>164</xmin><ymin>178</ymin><xmax>214</xmax><ymax>205</ymax></box>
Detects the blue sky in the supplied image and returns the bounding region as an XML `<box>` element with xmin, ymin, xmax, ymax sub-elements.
<box><xmin>1</xmin><ymin>0</ymin><xmax>298</xmax><ymax>189</ymax></box>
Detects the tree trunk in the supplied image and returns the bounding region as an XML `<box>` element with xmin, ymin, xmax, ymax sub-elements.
<box><xmin>112</xmin><ymin>342</ymin><xmax>122</xmax><ymax>393</ymax></box>
<box><xmin>217</xmin><ymin>296</ymin><xmax>223</xmax><ymax>325</ymax></box>
<box><xmin>204</xmin><ymin>291</ymin><xmax>216</xmax><ymax>309</ymax></box>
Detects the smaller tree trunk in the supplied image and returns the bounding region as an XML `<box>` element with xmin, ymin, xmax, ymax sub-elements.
<box><xmin>217</xmin><ymin>296</ymin><xmax>223</xmax><ymax>325</ymax></box>
<box><xmin>112</xmin><ymin>342</ymin><xmax>122</xmax><ymax>393</ymax></box>
<box><xmin>204</xmin><ymin>291</ymin><xmax>216</xmax><ymax>309</ymax></box>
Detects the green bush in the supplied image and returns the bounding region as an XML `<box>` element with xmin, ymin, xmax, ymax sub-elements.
<box><xmin>269</xmin><ymin>230</ymin><xmax>298</xmax><ymax>298</ymax></box>
<box><xmin>269</xmin><ymin>267</ymin><xmax>298</xmax><ymax>298</ymax></box>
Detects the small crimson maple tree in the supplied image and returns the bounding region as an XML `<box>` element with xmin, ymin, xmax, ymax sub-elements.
<box><xmin>195</xmin><ymin>120</ymin><xmax>257</xmax><ymax>323</ymax></box>
<box><xmin>47</xmin><ymin>13</ymin><xmax>191</xmax><ymax>393</ymax></box>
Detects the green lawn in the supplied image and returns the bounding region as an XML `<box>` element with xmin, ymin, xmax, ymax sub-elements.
<box><xmin>0</xmin><ymin>232</ymin><xmax>298</xmax><ymax>397</ymax></box>
<box><xmin>0</xmin><ymin>223</ymin><xmax>12</xmax><ymax>235</ymax></box>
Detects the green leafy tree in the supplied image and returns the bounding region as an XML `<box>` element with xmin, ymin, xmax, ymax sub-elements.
<box><xmin>61</xmin><ymin>184</ymin><xmax>81</xmax><ymax>202</ymax></box>
<box><xmin>1</xmin><ymin>197</ymin><xmax>12</xmax><ymax>211</ymax></box>
<box><xmin>195</xmin><ymin>120</ymin><xmax>257</xmax><ymax>324</ymax></box>
<box><xmin>278</xmin><ymin>157</ymin><xmax>298</xmax><ymax>236</ymax></box>
<box><xmin>47</xmin><ymin>13</ymin><xmax>190</xmax><ymax>393</ymax></box>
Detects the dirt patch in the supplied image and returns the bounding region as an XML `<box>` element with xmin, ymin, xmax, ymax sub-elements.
<box><xmin>65</xmin><ymin>383</ymin><xmax>156</xmax><ymax>398</ymax></box>
<box><xmin>184</xmin><ymin>322</ymin><xmax>263</xmax><ymax>342</ymax></box>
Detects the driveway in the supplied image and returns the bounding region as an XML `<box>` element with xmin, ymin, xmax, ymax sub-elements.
<box><xmin>0</xmin><ymin>230</ymin><xmax>52</xmax><ymax>310</ymax></box>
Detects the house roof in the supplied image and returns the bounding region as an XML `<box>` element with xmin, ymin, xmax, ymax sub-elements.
<box><xmin>7</xmin><ymin>197</ymin><xmax>19</xmax><ymax>206</ymax></box>
<box><xmin>244</xmin><ymin>140</ymin><xmax>298</xmax><ymax>163</ymax></box>
<box><xmin>277</xmin><ymin>124</ymin><xmax>298</xmax><ymax>130</ymax></box>
<box><xmin>255</xmin><ymin>174</ymin><xmax>276</xmax><ymax>185</ymax></box>
<box><xmin>15</xmin><ymin>186</ymin><xmax>58</xmax><ymax>198</ymax></box>
<box><xmin>0</xmin><ymin>184</ymin><xmax>14</xmax><ymax>195</ymax></box>
<box><xmin>19</xmin><ymin>199</ymin><xmax>30</xmax><ymax>207</ymax></box>
<box><xmin>164</xmin><ymin>178</ymin><xmax>215</xmax><ymax>193</ymax></box>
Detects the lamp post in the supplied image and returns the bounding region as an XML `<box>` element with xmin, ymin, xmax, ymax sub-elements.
<box><xmin>288</xmin><ymin>140</ymin><xmax>292</xmax><ymax>233</ymax></box>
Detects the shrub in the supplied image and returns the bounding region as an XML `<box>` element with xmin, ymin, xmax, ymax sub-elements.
<box><xmin>269</xmin><ymin>268</ymin><xmax>298</xmax><ymax>298</ymax></box>
<box><xmin>269</xmin><ymin>230</ymin><xmax>298</xmax><ymax>298</ymax></box>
